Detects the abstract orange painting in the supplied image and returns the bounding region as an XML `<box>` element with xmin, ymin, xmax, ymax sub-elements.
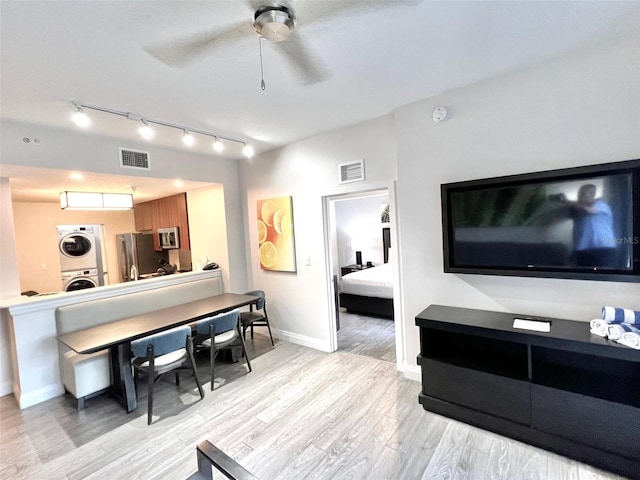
<box><xmin>257</xmin><ymin>196</ymin><xmax>296</xmax><ymax>272</ymax></box>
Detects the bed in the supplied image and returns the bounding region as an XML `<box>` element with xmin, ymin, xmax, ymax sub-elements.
<box><xmin>339</xmin><ymin>227</ymin><xmax>394</xmax><ymax>319</ymax></box>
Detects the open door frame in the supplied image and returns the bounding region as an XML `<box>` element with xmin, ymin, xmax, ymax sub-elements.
<box><xmin>321</xmin><ymin>183</ymin><xmax>404</xmax><ymax>372</ymax></box>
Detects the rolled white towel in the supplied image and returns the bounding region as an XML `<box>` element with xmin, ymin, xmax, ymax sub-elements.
<box><xmin>601</xmin><ymin>306</ymin><xmax>640</xmax><ymax>325</ymax></box>
<box><xmin>590</xmin><ymin>319</ymin><xmax>609</xmax><ymax>337</ymax></box>
<box><xmin>607</xmin><ymin>323</ymin><xmax>640</xmax><ymax>341</ymax></box>
<box><xmin>618</xmin><ymin>331</ymin><xmax>640</xmax><ymax>350</ymax></box>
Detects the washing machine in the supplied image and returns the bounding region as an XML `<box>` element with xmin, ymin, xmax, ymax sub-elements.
<box><xmin>62</xmin><ymin>268</ymin><xmax>99</xmax><ymax>292</ymax></box>
<box><xmin>57</xmin><ymin>225</ymin><xmax>100</xmax><ymax>272</ymax></box>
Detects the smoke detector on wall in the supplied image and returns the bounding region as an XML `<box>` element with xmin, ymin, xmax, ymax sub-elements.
<box><xmin>433</xmin><ymin>106</ymin><xmax>448</xmax><ymax>123</ymax></box>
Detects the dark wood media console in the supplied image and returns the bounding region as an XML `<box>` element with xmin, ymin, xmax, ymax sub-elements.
<box><xmin>416</xmin><ymin>305</ymin><xmax>640</xmax><ymax>479</ymax></box>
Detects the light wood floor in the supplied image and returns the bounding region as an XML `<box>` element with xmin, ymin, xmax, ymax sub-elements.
<box><xmin>337</xmin><ymin>310</ymin><xmax>396</xmax><ymax>363</ymax></box>
<box><xmin>0</xmin><ymin>334</ymin><xmax>627</xmax><ymax>480</ymax></box>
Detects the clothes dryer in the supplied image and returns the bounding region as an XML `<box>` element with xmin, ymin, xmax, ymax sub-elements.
<box><xmin>57</xmin><ymin>225</ymin><xmax>99</xmax><ymax>271</ymax></box>
<box><xmin>61</xmin><ymin>268</ymin><xmax>99</xmax><ymax>291</ymax></box>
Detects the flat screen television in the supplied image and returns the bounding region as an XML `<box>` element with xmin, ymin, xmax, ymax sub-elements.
<box><xmin>441</xmin><ymin>159</ymin><xmax>640</xmax><ymax>282</ymax></box>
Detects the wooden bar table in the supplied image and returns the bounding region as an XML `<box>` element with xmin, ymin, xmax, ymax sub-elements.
<box><xmin>57</xmin><ymin>293</ymin><xmax>258</xmax><ymax>412</ymax></box>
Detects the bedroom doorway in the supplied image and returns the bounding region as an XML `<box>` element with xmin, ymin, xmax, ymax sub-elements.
<box><xmin>323</xmin><ymin>187</ymin><xmax>401</xmax><ymax>367</ymax></box>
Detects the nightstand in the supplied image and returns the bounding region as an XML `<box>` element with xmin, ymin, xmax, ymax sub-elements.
<box><xmin>341</xmin><ymin>264</ymin><xmax>374</xmax><ymax>276</ymax></box>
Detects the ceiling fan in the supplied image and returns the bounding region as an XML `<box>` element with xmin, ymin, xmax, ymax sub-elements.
<box><xmin>144</xmin><ymin>0</ymin><xmax>420</xmax><ymax>87</ymax></box>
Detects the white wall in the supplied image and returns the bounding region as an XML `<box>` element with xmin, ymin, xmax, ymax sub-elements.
<box><xmin>241</xmin><ymin>115</ymin><xmax>397</xmax><ymax>350</ymax></box>
<box><xmin>334</xmin><ymin>194</ymin><xmax>389</xmax><ymax>268</ymax></box>
<box><xmin>0</xmin><ymin>178</ymin><xmax>21</xmax><ymax>395</ymax></box>
<box><xmin>187</xmin><ymin>185</ymin><xmax>231</xmax><ymax>288</ymax></box>
<box><xmin>395</xmin><ymin>33</ymin><xmax>640</xmax><ymax>376</ymax></box>
<box><xmin>0</xmin><ymin>179</ymin><xmax>20</xmax><ymax>297</ymax></box>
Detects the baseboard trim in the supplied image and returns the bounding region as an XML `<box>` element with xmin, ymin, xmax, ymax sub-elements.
<box><xmin>403</xmin><ymin>363</ymin><xmax>421</xmax><ymax>382</ymax></box>
<box><xmin>273</xmin><ymin>328</ymin><xmax>331</xmax><ymax>352</ymax></box>
<box><xmin>13</xmin><ymin>381</ymin><xmax>64</xmax><ymax>409</ymax></box>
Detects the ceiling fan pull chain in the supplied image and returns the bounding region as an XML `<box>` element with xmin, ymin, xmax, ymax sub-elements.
<box><xmin>258</xmin><ymin>37</ymin><xmax>266</xmax><ymax>91</ymax></box>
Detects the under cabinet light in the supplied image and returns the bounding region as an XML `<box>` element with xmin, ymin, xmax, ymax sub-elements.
<box><xmin>60</xmin><ymin>191</ymin><xmax>133</xmax><ymax>210</ymax></box>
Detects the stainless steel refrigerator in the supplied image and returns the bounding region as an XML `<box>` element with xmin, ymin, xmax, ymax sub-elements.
<box><xmin>116</xmin><ymin>233</ymin><xmax>168</xmax><ymax>282</ymax></box>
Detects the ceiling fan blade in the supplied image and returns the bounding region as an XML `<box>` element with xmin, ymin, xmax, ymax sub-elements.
<box><xmin>144</xmin><ymin>21</ymin><xmax>254</xmax><ymax>67</ymax></box>
<box><xmin>274</xmin><ymin>31</ymin><xmax>330</xmax><ymax>85</ymax></box>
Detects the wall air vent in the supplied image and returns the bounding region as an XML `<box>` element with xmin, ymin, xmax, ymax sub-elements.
<box><xmin>119</xmin><ymin>148</ymin><xmax>150</xmax><ymax>170</ymax></box>
<box><xmin>338</xmin><ymin>159</ymin><xmax>365</xmax><ymax>184</ymax></box>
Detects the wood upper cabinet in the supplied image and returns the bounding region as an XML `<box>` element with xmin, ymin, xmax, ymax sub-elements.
<box><xmin>133</xmin><ymin>193</ymin><xmax>190</xmax><ymax>251</ymax></box>
<box><xmin>133</xmin><ymin>201</ymin><xmax>154</xmax><ymax>231</ymax></box>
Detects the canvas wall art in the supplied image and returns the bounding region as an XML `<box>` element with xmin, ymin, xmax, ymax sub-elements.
<box><xmin>257</xmin><ymin>196</ymin><xmax>296</xmax><ymax>272</ymax></box>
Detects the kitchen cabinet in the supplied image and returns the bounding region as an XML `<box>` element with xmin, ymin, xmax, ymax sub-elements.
<box><xmin>133</xmin><ymin>193</ymin><xmax>190</xmax><ymax>251</ymax></box>
<box><xmin>133</xmin><ymin>201</ymin><xmax>154</xmax><ymax>231</ymax></box>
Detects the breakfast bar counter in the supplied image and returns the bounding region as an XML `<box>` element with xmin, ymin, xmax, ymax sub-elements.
<box><xmin>1</xmin><ymin>269</ymin><xmax>224</xmax><ymax>409</ymax></box>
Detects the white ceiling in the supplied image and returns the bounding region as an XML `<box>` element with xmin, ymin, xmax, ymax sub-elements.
<box><xmin>2</xmin><ymin>0</ymin><xmax>639</xmax><ymax>201</ymax></box>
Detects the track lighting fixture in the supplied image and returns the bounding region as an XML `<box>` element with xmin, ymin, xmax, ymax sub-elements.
<box><xmin>71</xmin><ymin>103</ymin><xmax>91</xmax><ymax>128</ymax></box>
<box><xmin>70</xmin><ymin>102</ymin><xmax>254</xmax><ymax>157</ymax></box>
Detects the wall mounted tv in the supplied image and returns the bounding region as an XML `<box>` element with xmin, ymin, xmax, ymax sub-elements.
<box><xmin>441</xmin><ymin>159</ymin><xmax>640</xmax><ymax>282</ymax></box>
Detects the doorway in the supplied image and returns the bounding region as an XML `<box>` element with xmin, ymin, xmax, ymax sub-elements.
<box><xmin>323</xmin><ymin>188</ymin><xmax>401</xmax><ymax>367</ymax></box>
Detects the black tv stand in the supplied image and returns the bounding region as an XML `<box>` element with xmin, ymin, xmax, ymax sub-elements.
<box><xmin>416</xmin><ymin>304</ymin><xmax>640</xmax><ymax>479</ymax></box>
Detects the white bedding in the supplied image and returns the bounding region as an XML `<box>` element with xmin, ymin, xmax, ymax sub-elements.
<box><xmin>341</xmin><ymin>263</ymin><xmax>393</xmax><ymax>299</ymax></box>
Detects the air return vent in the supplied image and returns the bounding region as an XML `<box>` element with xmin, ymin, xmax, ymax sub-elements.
<box><xmin>119</xmin><ymin>148</ymin><xmax>150</xmax><ymax>170</ymax></box>
<box><xmin>338</xmin><ymin>159</ymin><xmax>365</xmax><ymax>184</ymax></box>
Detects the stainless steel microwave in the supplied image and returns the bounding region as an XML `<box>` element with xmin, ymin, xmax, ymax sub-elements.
<box><xmin>158</xmin><ymin>227</ymin><xmax>179</xmax><ymax>249</ymax></box>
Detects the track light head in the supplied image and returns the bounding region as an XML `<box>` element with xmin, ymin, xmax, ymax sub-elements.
<box><xmin>182</xmin><ymin>130</ymin><xmax>195</xmax><ymax>146</ymax></box>
<box><xmin>213</xmin><ymin>137</ymin><xmax>224</xmax><ymax>153</ymax></box>
<box><xmin>242</xmin><ymin>144</ymin><xmax>254</xmax><ymax>158</ymax></box>
<box><xmin>71</xmin><ymin>103</ymin><xmax>91</xmax><ymax>128</ymax></box>
<box><xmin>139</xmin><ymin>120</ymin><xmax>154</xmax><ymax>140</ymax></box>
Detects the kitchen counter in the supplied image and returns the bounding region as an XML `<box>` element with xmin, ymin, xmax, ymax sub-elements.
<box><xmin>0</xmin><ymin>270</ymin><xmax>208</xmax><ymax>310</ymax></box>
<box><xmin>1</xmin><ymin>269</ymin><xmax>223</xmax><ymax>409</ymax></box>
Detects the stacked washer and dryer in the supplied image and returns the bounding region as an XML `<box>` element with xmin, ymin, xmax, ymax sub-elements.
<box><xmin>57</xmin><ymin>225</ymin><xmax>109</xmax><ymax>292</ymax></box>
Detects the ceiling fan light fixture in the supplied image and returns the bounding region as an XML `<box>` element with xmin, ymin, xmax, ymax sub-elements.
<box><xmin>253</xmin><ymin>6</ymin><xmax>294</xmax><ymax>42</ymax></box>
